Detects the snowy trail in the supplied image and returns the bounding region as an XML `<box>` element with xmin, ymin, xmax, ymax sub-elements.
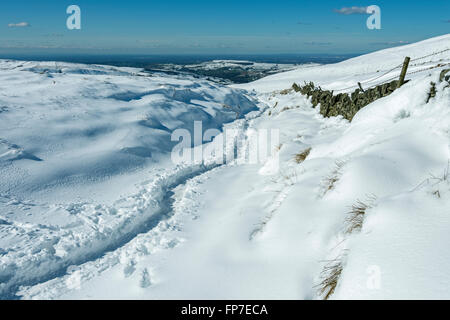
<box><xmin>18</xmin><ymin>103</ymin><xmax>271</xmax><ymax>299</ymax></box>
<box><xmin>2</xmin><ymin>163</ymin><xmax>216</xmax><ymax>298</ymax></box>
<box><xmin>4</xmin><ymin>91</ymin><xmax>267</xmax><ymax>299</ymax></box>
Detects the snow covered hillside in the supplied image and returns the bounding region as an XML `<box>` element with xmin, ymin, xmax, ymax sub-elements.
<box><xmin>2</xmin><ymin>34</ymin><xmax>450</xmax><ymax>300</ymax></box>
<box><xmin>234</xmin><ymin>34</ymin><xmax>450</xmax><ymax>94</ymax></box>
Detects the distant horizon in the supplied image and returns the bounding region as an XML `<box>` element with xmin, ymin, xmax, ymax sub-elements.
<box><xmin>0</xmin><ymin>52</ymin><xmax>362</xmax><ymax>67</ymax></box>
<box><xmin>0</xmin><ymin>36</ymin><xmax>438</xmax><ymax>57</ymax></box>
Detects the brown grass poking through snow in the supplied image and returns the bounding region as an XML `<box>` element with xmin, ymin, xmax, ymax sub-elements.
<box><xmin>432</xmin><ymin>190</ymin><xmax>441</xmax><ymax>198</ymax></box>
<box><xmin>280</xmin><ymin>88</ymin><xmax>293</xmax><ymax>95</ymax></box>
<box><xmin>429</xmin><ymin>160</ymin><xmax>449</xmax><ymax>184</ymax></box>
<box><xmin>275</xmin><ymin>144</ymin><xmax>283</xmax><ymax>152</ymax></box>
<box><xmin>345</xmin><ymin>196</ymin><xmax>377</xmax><ymax>234</ymax></box>
<box><xmin>413</xmin><ymin>160</ymin><xmax>449</xmax><ymax>198</ymax></box>
<box><xmin>428</xmin><ymin>162</ymin><xmax>449</xmax><ymax>198</ymax></box>
<box><xmin>322</xmin><ymin>160</ymin><xmax>346</xmax><ymax>194</ymax></box>
<box><xmin>316</xmin><ymin>253</ymin><xmax>347</xmax><ymax>300</ymax></box>
<box><xmin>295</xmin><ymin>147</ymin><xmax>311</xmax><ymax>164</ymax></box>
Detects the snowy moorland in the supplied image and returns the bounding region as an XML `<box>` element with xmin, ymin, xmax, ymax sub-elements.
<box><xmin>148</xmin><ymin>59</ymin><xmax>308</xmax><ymax>84</ymax></box>
<box><xmin>1</xmin><ymin>34</ymin><xmax>450</xmax><ymax>299</ymax></box>
<box><xmin>154</xmin><ymin>59</ymin><xmax>300</xmax><ymax>72</ymax></box>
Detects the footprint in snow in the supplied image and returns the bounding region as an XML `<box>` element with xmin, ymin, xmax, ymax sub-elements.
<box><xmin>0</xmin><ymin>139</ymin><xmax>42</xmax><ymax>162</ymax></box>
<box><xmin>139</xmin><ymin>268</ymin><xmax>152</xmax><ymax>288</ymax></box>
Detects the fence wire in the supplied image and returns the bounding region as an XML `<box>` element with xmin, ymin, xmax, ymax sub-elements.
<box><xmin>332</xmin><ymin>48</ymin><xmax>450</xmax><ymax>92</ymax></box>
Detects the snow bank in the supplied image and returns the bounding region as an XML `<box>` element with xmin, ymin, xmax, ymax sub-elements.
<box><xmin>331</xmin><ymin>79</ymin><xmax>450</xmax><ymax>299</ymax></box>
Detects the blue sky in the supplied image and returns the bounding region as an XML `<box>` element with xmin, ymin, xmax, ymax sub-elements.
<box><xmin>0</xmin><ymin>0</ymin><xmax>449</xmax><ymax>55</ymax></box>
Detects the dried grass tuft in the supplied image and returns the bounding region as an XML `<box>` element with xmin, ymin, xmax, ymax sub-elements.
<box><xmin>323</xmin><ymin>160</ymin><xmax>346</xmax><ymax>194</ymax></box>
<box><xmin>345</xmin><ymin>196</ymin><xmax>377</xmax><ymax>234</ymax></box>
<box><xmin>295</xmin><ymin>147</ymin><xmax>311</xmax><ymax>163</ymax></box>
<box><xmin>316</xmin><ymin>253</ymin><xmax>347</xmax><ymax>300</ymax></box>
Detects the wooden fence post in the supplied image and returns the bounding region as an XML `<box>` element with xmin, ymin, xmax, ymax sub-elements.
<box><xmin>358</xmin><ymin>82</ymin><xmax>365</xmax><ymax>92</ymax></box>
<box><xmin>398</xmin><ymin>57</ymin><xmax>411</xmax><ymax>88</ymax></box>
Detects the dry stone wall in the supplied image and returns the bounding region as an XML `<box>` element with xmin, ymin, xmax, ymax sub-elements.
<box><xmin>292</xmin><ymin>80</ymin><xmax>401</xmax><ymax>121</ymax></box>
<box><xmin>292</xmin><ymin>68</ymin><xmax>450</xmax><ymax>122</ymax></box>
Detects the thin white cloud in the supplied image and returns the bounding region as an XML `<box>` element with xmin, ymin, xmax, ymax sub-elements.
<box><xmin>370</xmin><ymin>41</ymin><xmax>410</xmax><ymax>46</ymax></box>
<box><xmin>8</xmin><ymin>22</ymin><xmax>30</xmax><ymax>28</ymax></box>
<box><xmin>304</xmin><ymin>41</ymin><xmax>332</xmax><ymax>46</ymax></box>
<box><xmin>334</xmin><ymin>6</ymin><xmax>368</xmax><ymax>15</ymax></box>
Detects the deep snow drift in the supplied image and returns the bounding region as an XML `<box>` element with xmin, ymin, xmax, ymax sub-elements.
<box><xmin>1</xmin><ymin>34</ymin><xmax>450</xmax><ymax>300</ymax></box>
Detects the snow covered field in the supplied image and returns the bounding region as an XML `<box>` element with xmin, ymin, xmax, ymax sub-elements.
<box><xmin>1</xmin><ymin>34</ymin><xmax>450</xmax><ymax>299</ymax></box>
<box><xmin>152</xmin><ymin>59</ymin><xmax>302</xmax><ymax>73</ymax></box>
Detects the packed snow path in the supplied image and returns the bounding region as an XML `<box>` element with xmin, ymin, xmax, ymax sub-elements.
<box><xmin>20</xmin><ymin>93</ymin><xmax>351</xmax><ymax>299</ymax></box>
